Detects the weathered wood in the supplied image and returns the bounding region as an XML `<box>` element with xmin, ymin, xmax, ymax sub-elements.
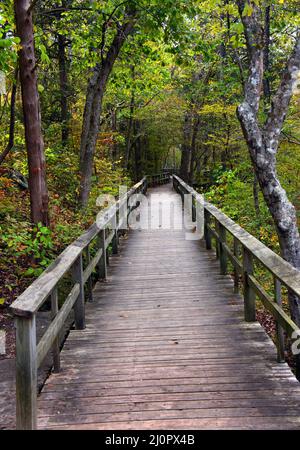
<box><xmin>112</xmin><ymin>212</ymin><xmax>119</xmax><ymax>255</ymax></box>
<box><xmin>71</xmin><ymin>255</ymin><xmax>85</xmax><ymax>330</ymax></box>
<box><xmin>50</xmin><ymin>288</ymin><xmax>60</xmax><ymax>373</ymax></box>
<box><xmin>173</xmin><ymin>174</ymin><xmax>300</xmax><ymax>300</ymax></box>
<box><xmin>204</xmin><ymin>210</ymin><xmax>212</xmax><ymax>250</ymax></box>
<box><xmin>243</xmin><ymin>248</ymin><xmax>256</xmax><ymax>322</ymax></box>
<box><xmin>37</xmin><ymin>284</ymin><xmax>80</xmax><ymax>368</ymax></box>
<box><xmin>219</xmin><ymin>223</ymin><xmax>227</xmax><ymax>275</ymax></box>
<box><xmin>105</xmin><ymin>230</ymin><xmax>115</xmax><ymax>249</ymax></box>
<box><xmin>15</xmin><ymin>315</ymin><xmax>37</xmax><ymax>430</ymax></box>
<box><xmin>248</xmin><ymin>275</ymin><xmax>298</xmax><ymax>338</ymax></box>
<box><xmin>234</xmin><ymin>238</ymin><xmax>239</xmax><ymax>293</ymax></box>
<box><xmin>10</xmin><ymin>178</ymin><xmax>147</xmax><ymax>317</ymax></box>
<box><xmin>98</xmin><ymin>229</ymin><xmax>107</xmax><ymax>280</ymax></box>
<box><xmin>83</xmin><ymin>248</ymin><xmax>103</xmax><ymax>285</ymax></box>
<box><xmin>215</xmin><ymin>218</ymin><xmax>220</xmax><ymax>259</ymax></box>
<box><xmin>37</xmin><ymin>183</ymin><xmax>300</xmax><ymax>431</ymax></box>
<box><xmin>274</xmin><ymin>278</ymin><xmax>285</xmax><ymax>363</ymax></box>
<box><xmin>10</xmin><ymin>177</ymin><xmax>148</xmax><ymax>430</ymax></box>
<box><xmin>222</xmin><ymin>242</ymin><xmax>242</xmax><ymax>274</ymax></box>
<box><xmin>10</xmin><ymin>176</ymin><xmax>300</xmax><ymax>431</ymax></box>
<box><xmin>85</xmin><ymin>245</ymin><xmax>93</xmax><ymax>303</ymax></box>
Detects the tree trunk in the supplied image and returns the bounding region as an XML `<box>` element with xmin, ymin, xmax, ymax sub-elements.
<box><xmin>15</xmin><ymin>0</ymin><xmax>49</xmax><ymax>226</ymax></box>
<box><xmin>236</xmin><ymin>0</ymin><xmax>300</xmax><ymax>325</ymax></box>
<box><xmin>58</xmin><ymin>33</ymin><xmax>69</xmax><ymax>147</ymax></box>
<box><xmin>189</xmin><ymin>114</ymin><xmax>200</xmax><ymax>184</ymax></box>
<box><xmin>78</xmin><ymin>13</ymin><xmax>136</xmax><ymax>208</ymax></box>
<box><xmin>180</xmin><ymin>112</ymin><xmax>192</xmax><ymax>182</ymax></box>
<box><xmin>125</xmin><ymin>65</ymin><xmax>136</xmax><ymax>169</ymax></box>
<box><xmin>111</xmin><ymin>108</ymin><xmax>118</xmax><ymax>166</ymax></box>
<box><xmin>134</xmin><ymin>119</ymin><xmax>142</xmax><ymax>181</ymax></box>
<box><xmin>263</xmin><ymin>6</ymin><xmax>271</xmax><ymax>102</ymax></box>
<box><xmin>0</xmin><ymin>68</ymin><xmax>18</xmax><ymax>165</ymax></box>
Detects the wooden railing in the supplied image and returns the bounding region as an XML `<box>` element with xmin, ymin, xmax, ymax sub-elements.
<box><xmin>147</xmin><ymin>172</ymin><xmax>171</xmax><ymax>187</ymax></box>
<box><xmin>173</xmin><ymin>175</ymin><xmax>300</xmax><ymax>372</ymax></box>
<box><xmin>10</xmin><ymin>177</ymin><xmax>148</xmax><ymax>430</ymax></box>
<box><xmin>11</xmin><ymin>173</ymin><xmax>300</xmax><ymax>429</ymax></box>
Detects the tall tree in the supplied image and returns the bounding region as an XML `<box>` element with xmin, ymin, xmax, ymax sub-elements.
<box><xmin>14</xmin><ymin>0</ymin><xmax>50</xmax><ymax>225</ymax></box>
<box><xmin>78</xmin><ymin>4</ymin><xmax>137</xmax><ymax>207</ymax></box>
<box><xmin>179</xmin><ymin>111</ymin><xmax>192</xmax><ymax>181</ymax></box>
<box><xmin>235</xmin><ymin>0</ymin><xmax>300</xmax><ymax>324</ymax></box>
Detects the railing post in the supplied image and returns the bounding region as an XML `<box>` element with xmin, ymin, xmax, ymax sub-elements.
<box><xmin>85</xmin><ymin>244</ymin><xmax>93</xmax><ymax>303</ymax></box>
<box><xmin>51</xmin><ymin>288</ymin><xmax>60</xmax><ymax>372</ymax></box>
<box><xmin>233</xmin><ymin>238</ymin><xmax>239</xmax><ymax>293</ymax></box>
<box><xmin>192</xmin><ymin>196</ymin><xmax>196</xmax><ymax>223</ymax></box>
<box><xmin>274</xmin><ymin>278</ymin><xmax>285</xmax><ymax>363</ymax></box>
<box><xmin>219</xmin><ymin>223</ymin><xmax>227</xmax><ymax>275</ymax></box>
<box><xmin>215</xmin><ymin>218</ymin><xmax>220</xmax><ymax>259</ymax></box>
<box><xmin>204</xmin><ymin>209</ymin><xmax>212</xmax><ymax>250</ymax></box>
<box><xmin>112</xmin><ymin>211</ymin><xmax>119</xmax><ymax>255</ymax></box>
<box><xmin>15</xmin><ymin>314</ymin><xmax>37</xmax><ymax>430</ymax></box>
<box><xmin>242</xmin><ymin>247</ymin><xmax>256</xmax><ymax>322</ymax></box>
<box><xmin>98</xmin><ymin>228</ymin><xmax>107</xmax><ymax>280</ymax></box>
<box><xmin>72</xmin><ymin>254</ymin><xmax>85</xmax><ymax>330</ymax></box>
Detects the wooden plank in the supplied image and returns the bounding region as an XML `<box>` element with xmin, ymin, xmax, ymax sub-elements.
<box><xmin>50</xmin><ymin>288</ymin><xmax>60</xmax><ymax>373</ymax></box>
<box><xmin>10</xmin><ymin>178</ymin><xmax>146</xmax><ymax>317</ymax></box>
<box><xmin>39</xmin><ymin>416</ymin><xmax>300</xmax><ymax>430</ymax></box>
<box><xmin>16</xmin><ymin>315</ymin><xmax>37</xmax><ymax>430</ymax></box>
<box><xmin>71</xmin><ymin>255</ymin><xmax>85</xmax><ymax>330</ymax></box>
<box><xmin>243</xmin><ymin>247</ymin><xmax>256</xmax><ymax>322</ymax></box>
<box><xmin>248</xmin><ymin>274</ymin><xmax>298</xmax><ymax>338</ymax></box>
<box><xmin>173</xmin><ymin>174</ymin><xmax>300</xmax><ymax>299</ymax></box>
<box><xmin>36</xmin><ymin>284</ymin><xmax>80</xmax><ymax>368</ymax></box>
<box><xmin>36</xmin><ymin>181</ymin><xmax>300</xmax><ymax>431</ymax></box>
<box><xmin>83</xmin><ymin>248</ymin><xmax>103</xmax><ymax>284</ymax></box>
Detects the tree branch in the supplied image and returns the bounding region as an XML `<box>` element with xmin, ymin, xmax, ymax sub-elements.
<box><xmin>264</xmin><ymin>33</ymin><xmax>300</xmax><ymax>152</ymax></box>
<box><xmin>236</xmin><ymin>0</ymin><xmax>264</xmax><ymax>115</ymax></box>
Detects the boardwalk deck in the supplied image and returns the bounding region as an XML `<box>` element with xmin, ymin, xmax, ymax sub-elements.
<box><xmin>37</xmin><ymin>183</ymin><xmax>300</xmax><ymax>430</ymax></box>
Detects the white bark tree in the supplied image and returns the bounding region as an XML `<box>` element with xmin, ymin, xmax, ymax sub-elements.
<box><xmin>236</xmin><ymin>0</ymin><xmax>300</xmax><ymax>324</ymax></box>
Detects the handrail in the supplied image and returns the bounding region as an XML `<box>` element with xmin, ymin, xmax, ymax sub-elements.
<box><xmin>10</xmin><ymin>177</ymin><xmax>148</xmax><ymax>430</ymax></box>
<box><xmin>12</xmin><ymin>173</ymin><xmax>300</xmax><ymax>429</ymax></box>
<box><xmin>173</xmin><ymin>175</ymin><xmax>300</xmax><ymax>369</ymax></box>
<box><xmin>146</xmin><ymin>172</ymin><xmax>170</xmax><ymax>187</ymax></box>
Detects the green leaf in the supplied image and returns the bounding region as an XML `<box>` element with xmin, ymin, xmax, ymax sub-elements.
<box><xmin>242</xmin><ymin>3</ymin><xmax>253</xmax><ymax>16</ymax></box>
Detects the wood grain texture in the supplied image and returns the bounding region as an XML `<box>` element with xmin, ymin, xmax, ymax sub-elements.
<box><xmin>37</xmin><ymin>183</ymin><xmax>300</xmax><ymax>430</ymax></box>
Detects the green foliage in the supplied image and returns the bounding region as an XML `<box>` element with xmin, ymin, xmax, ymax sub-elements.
<box><xmin>205</xmin><ymin>168</ymin><xmax>280</xmax><ymax>253</ymax></box>
<box><xmin>0</xmin><ymin>220</ymin><xmax>54</xmax><ymax>277</ymax></box>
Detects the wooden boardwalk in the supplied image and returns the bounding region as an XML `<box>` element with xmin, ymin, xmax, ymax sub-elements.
<box><xmin>37</xmin><ymin>183</ymin><xmax>300</xmax><ymax>430</ymax></box>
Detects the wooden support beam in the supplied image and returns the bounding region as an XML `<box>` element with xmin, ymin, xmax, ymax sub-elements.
<box><xmin>15</xmin><ymin>315</ymin><xmax>37</xmax><ymax>430</ymax></box>
<box><xmin>72</xmin><ymin>254</ymin><xmax>85</xmax><ymax>330</ymax></box>
<box><xmin>234</xmin><ymin>238</ymin><xmax>239</xmax><ymax>293</ymax></box>
<box><xmin>85</xmin><ymin>244</ymin><xmax>93</xmax><ymax>303</ymax></box>
<box><xmin>98</xmin><ymin>229</ymin><xmax>107</xmax><ymax>280</ymax></box>
<box><xmin>243</xmin><ymin>248</ymin><xmax>256</xmax><ymax>322</ymax></box>
<box><xmin>50</xmin><ymin>288</ymin><xmax>60</xmax><ymax>373</ymax></box>
<box><xmin>219</xmin><ymin>223</ymin><xmax>227</xmax><ymax>275</ymax></box>
<box><xmin>204</xmin><ymin>210</ymin><xmax>212</xmax><ymax>250</ymax></box>
<box><xmin>274</xmin><ymin>278</ymin><xmax>285</xmax><ymax>363</ymax></box>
